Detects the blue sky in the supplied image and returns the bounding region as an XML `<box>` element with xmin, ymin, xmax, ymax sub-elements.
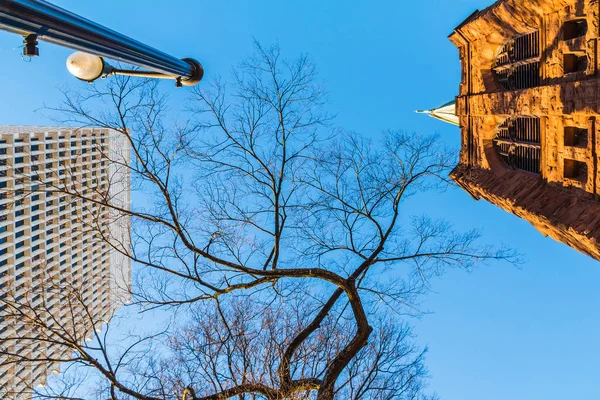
<box><xmin>1</xmin><ymin>0</ymin><xmax>599</xmax><ymax>398</ymax></box>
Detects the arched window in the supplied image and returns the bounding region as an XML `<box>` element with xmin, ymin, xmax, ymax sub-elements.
<box><xmin>493</xmin><ymin>31</ymin><xmax>540</xmax><ymax>90</ymax></box>
<box><xmin>493</xmin><ymin>117</ymin><xmax>541</xmax><ymax>174</ymax></box>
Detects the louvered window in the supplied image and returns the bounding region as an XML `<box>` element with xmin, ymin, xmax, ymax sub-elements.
<box><xmin>493</xmin><ymin>31</ymin><xmax>540</xmax><ymax>90</ymax></box>
<box><xmin>494</xmin><ymin>117</ymin><xmax>541</xmax><ymax>174</ymax></box>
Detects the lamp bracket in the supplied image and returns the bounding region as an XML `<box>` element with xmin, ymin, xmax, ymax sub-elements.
<box><xmin>23</xmin><ymin>34</ymin><xmax>39</xmax><ymax>57</ymax></box>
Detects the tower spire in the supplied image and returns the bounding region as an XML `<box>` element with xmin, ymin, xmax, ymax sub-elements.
<box><xmin>416</xmin><ymin>100</ymin><xmax>459</xmax><ymax>126</ymax></box>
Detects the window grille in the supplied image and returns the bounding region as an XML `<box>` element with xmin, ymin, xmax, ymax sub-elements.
<box><xmin>493</xmin><ymin>31</ymin><xmax>540</xmax><ymax>90</ymax></box>
<box><xmin>493</xmin><ymin>116</ymin><xmax>541</xmax><ymax>174</ymax></box>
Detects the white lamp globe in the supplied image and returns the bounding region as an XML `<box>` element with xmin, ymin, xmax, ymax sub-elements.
<box><xmin>66</xmin><ymin>52</ymin><xmax>107</xmax><ymax>82</ymax></box>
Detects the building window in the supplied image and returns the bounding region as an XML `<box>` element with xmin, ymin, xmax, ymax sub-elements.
<box><xmin>494</xmin><ymin>116</ymin><xmax>541</xmax><ymax>174</ymax></box>
<box><xmin>563</xmin><ymin>19</ymin><xmax>587</xmax><ymax>41</ymax></box>
<box><xmin>564</xmin><ymin>126</ymin><xmax>587</xmax><ymax>147</ymax></box>
<box><xmin>564</xmin><ymin>159</ymin><xmax>587</xmax><ymax>182</ymax></box>
<box><xmin>564</xmin><ymin>53</ymin><xmax>587</xmax><ymax>74</ymax></box>
<box><xmin>493</xmin><ymin>31</ymin><xmax>540</xmax><ymax>90</ymax></box>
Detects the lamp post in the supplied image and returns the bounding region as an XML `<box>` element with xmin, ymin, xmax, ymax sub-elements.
<box><xmin>0</xmin><ymin>0</ymin><xmax>203</xmax><ymax>86</ymax></box>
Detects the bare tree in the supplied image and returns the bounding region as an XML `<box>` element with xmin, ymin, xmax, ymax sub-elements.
<box><xmin>0</xmin><ymin>42</ymin><xmax>516</xmax><ymax>400</ymax></box>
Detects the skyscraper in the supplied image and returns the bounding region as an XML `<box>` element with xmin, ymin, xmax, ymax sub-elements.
<box><xmin>0</xmin><ymin>126</ymin><xmax>130</xmax><ymax>397</ymax></box>
<box><xmin>448</xmin><ymin>0</ymin><xmax>600</xmax><ymax>260</ymax></box>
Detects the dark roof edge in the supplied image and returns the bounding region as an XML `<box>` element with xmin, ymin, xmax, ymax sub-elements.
<box><xmin>448</xmin><ymin>9</ymin><xmax>480</xmax><ymax>37</ymax></box>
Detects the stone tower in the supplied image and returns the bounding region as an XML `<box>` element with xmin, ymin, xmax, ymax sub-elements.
<box><xmin>449</xmin><ymin>0</ymin><xmax>600</xmax><ymax>260</ymax></box>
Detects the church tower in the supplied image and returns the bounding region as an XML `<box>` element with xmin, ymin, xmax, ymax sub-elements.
<box><xmin>448</xmin><ymin>0</ymin><xmax>600</xmax><ymax>260</ymax></box>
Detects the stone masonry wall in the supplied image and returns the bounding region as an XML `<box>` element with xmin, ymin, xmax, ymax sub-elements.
<box><xmin>451</xmin><ymin>164</ymin><xmax>600</xmax><ymax>260</ymax></box>
<box><xmin>449</xmin><ymin>0</ymin><xmax>600</xmax><ymax>260</ymax></box>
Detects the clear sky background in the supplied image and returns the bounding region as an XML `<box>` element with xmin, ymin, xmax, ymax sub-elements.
<box><xmin>1</xmin><ymin>1</ymin><xmax>599</xmax><ymax>399</ymax></box>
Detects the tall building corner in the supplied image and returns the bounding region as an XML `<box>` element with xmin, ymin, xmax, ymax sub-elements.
<box><xmin>0</xmin><ymin>126</ymin><xmax>131</xmax><ymax>396</ymax></box>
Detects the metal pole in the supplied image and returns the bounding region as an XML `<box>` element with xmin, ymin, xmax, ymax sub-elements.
<box><xmin>0</xmin><ymin>0</ymin><xmax>203</xmax><ymax>84</ymax></box>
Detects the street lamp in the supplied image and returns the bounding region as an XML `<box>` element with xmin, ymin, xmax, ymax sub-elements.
<box><xmin>0</xmin><ymin>0</ymin><xmax>204</xmax><ymax>86</ymax></box>
<box><xmin>66</xmin><ymin>51</ymin><xmax>203</xmax><ymax>86</ymax></box>
<box><xmin>65</xmin><ymin>52</ymin><xmax>110</xmax><ymax>82</ymax></box>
